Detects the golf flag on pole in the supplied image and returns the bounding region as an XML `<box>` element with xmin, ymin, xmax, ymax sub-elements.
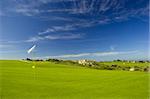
<box><xmin>27</xmin><ymin>45</ymin><xmax>36</xmax><ymax>54</ymax></box>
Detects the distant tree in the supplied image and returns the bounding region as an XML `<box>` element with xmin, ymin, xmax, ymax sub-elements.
<box><xmin>144</xmin><ymin>66</ymin><xmax>150</xmax><ymax>72</ymax></box>
<box><xmin>114</xmin><ymin>59</ymin><xmax>122</xmax><ymax>62</ymax></box>
<box><xmin>26</xmin><ymin>58</ymin><xmax>32</xmax><ymax>61</ymax></box>
<box><xmin>138</xmin><ymin>61</ymin><xmax>144</xmax><ymax>63</ymax></box>
<box><xmin>35</xmin><ymin>59</ymin><xmax>43</xmax><ymax>61</ymax></box>
<box><xmin>46</xmin><ymin>58</ymin><xmax>60</xmax><ymax>63</ymax></box>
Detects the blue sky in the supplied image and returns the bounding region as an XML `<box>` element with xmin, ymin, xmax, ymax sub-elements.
<box><xmin>0</xmin><ymin>0</ymin><xmax>149</xmax><ymax>61</ymax></box>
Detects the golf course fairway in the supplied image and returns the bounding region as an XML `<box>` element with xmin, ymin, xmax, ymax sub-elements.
<box><xmin>0</xmin><ymin>60</ymin><xmax>149</xmax><ymax>99</ymax></box>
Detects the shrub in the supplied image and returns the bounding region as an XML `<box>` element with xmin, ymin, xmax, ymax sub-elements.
<box><xmin>143</xmin><ymin>66</ymin><xmax>150</xmax><ymax>72</ymax></box>
<box><xmin>133</xmin><ymin>66</ymin><xmax>144</xmax><ymax>71</ymax></box>
<box><xmin>26</xmin><ymin>58</ymin><xmax>32</xmax><ymax>61</ymax></box>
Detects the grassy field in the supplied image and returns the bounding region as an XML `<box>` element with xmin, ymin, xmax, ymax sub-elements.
<box><xmin>98</xmin><ymin>61</ymin><xmax>150</xmax><ymax>67</ymax></box>
<box><xmin>0</xmin><ymin>60</ymin><xmax>149</xmax><ymax>99</ymax></box>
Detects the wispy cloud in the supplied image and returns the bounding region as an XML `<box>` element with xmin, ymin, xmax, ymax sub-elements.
<box><xmin>14</xmin><ymin>8</ymin><xmax>40</xmax><ymax>16</ymax></box>
<box><xmin>1</xmin><ymin>0</ymin><xmax>149</xmax><ymax>42</ymax></box>
<box><xmin>2</xmin><ymin>0</ymin><xmax>148</xmax><ymax>21</ymax></box>
<box><xmin>0</xmin><ymin>44</ymin><xmax>13</xmax><ymax>49</ymax></box>
<box><xmin>50</xmin><ymin>53</ymin><xmax>90</xmax><ymax>58</ymax></box>
<box><xmin>40</xmin><ymin>50</ymin><xmax>139</xmax><ymax>58</ymax></box>
<box><xmin>0</xmin><ymin>40</ymin><xmax>27</xmax><ymax>44</ymax></box>
<box><xmin>110</xmin><ymin>45</ymin><xmax>116</xmax><ymax>51</ymax></box>
<box><xmin>26</xmin><ymin>36</ymin><xmax>44</xmax><ymax>42</ymax></box>
<box><xmin>38</xmin><ymin>25</ymin><xmax>77</xmax><ymax>35</ymax></box>
<box><xmin>92</xmin><ymin>51</ymin><xmax>139</xmax><ymax>56</ymax></box>
<box><xmin>38</xmin><ymin>19</ymin><xmax>102</xmax><ymax>35</ymax></box>
<box><xmin>27</xmin><ymin>33</ymin><xmax>84</xmax><ymax>42</ymax></box>
<box><xmin>0</xmin><ymin>33</ymin><xmax>84</xmax><ymax>43</ymax></box>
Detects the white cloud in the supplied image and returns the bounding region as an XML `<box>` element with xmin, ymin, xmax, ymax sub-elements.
<box><xmin>0</xmin><ymin>44</ymin><xmax>13</xmax><ymax>48</ymax></box>
<box><xmin>45</xmin><ymin>33</ymin><xmax>83</xmax><ymax>40</ymax></box>
<box><xmin>14</xmin><ymin>8</ymin><xmax>40</xmax><ymax>16</ymax></box>
<box><xmin>40</xmin><ymin>50</ymin><xmax>139</xmax><ymax>58</ymax></box>
<box><xmin>26</xmin><ymin>36</ymin><xmax>44</xmax><ymax>42</ymax></box>
<box><xmin>38</xmin><ymin>21</ymin><xmax>96</xmax><ymax>35</ymax></box>
<box><xmin>92</xmin><ymin>51</ymin><xmax>139</xmax><ymax>56</ymax></box>
<box><xmin>1</xmin><ymin>0</ymin><xmax>148</xmax><ymax>30</ymax></box>
<box><xmin>50</xmin><ymin>53</ymin><xmax>90</xmax><ymax>58</ymax></box>
<box><xmin>27</xmin><ymin>33</ymin><xmax>84</xmax><ymax>42</ymax></box>
<box><xmin>38</xmin><ymin>25</ymin><xmax>77</xmax><ymax>35</ymax></box>
<box><xmin>110</xmin><ymin>45</ymin><xmax>116</xmax><ymax>51</ymax></box>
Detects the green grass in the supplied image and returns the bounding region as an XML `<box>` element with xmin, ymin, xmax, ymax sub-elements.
<box><xmin>0</xmin><ymin>60</ymin><xmax>149</xmax><ymax>99</ymax></box>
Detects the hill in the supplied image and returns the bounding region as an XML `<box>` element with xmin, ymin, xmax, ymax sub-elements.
<box><xmin>0</xmin><ymin>60</ymin><xmax>149</xmax><ymax>99</ymax></box>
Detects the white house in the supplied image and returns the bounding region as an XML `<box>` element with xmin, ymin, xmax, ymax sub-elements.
<box><xmin>78</xmin><ymin>59</ymin><xmax>95</xmax><ymax>66</ymax></box>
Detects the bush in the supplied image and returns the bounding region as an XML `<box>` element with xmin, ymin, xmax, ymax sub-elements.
<box><xmin>26</xmin><ymin>58</ymin><xmax>32</xmax><ymax>61</ymax></box>
<box><xmin>35</xmin><ymin>59</ymin><xmax>43</xmax><ymax>61</ymax></box>
<box><xmin>133</xmin><ymin>66</ymin><xmax>143</xmax><ymax>71</ymax></box>
<box><xmin>143</xmin><ymin>66</ymin><xmax>150</xmax><ymax>72</ymax></box>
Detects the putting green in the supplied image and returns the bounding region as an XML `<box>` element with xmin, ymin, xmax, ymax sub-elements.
<box><xmin>0</xmin><ymin>60</ymin><xmax>149</xmax><ymax>99</ymax></box>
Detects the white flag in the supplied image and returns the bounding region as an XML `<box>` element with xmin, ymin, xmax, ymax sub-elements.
<box><xmin>27</xmin><ymin>45</ymin><xmax>36</xmax><ymax>54</ymax></box>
